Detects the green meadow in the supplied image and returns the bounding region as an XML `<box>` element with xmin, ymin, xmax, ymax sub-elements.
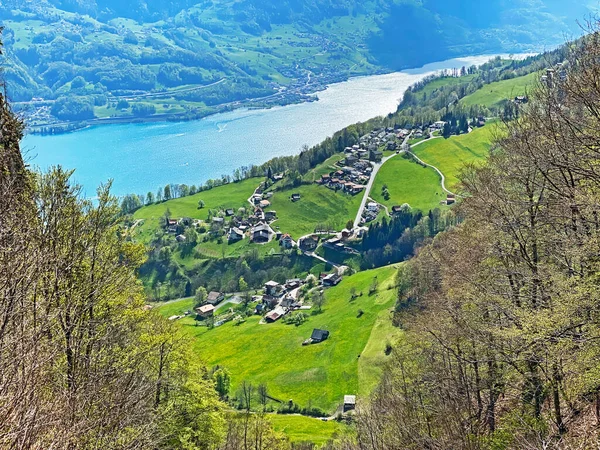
<box><xmin>371</xmin><ymin>156</ymin><xmax>446</xmax><ymax>212</ymax></box>
<box><xmin>412</xmin><ymin>125</ymin><xmax>495</xmax><ymax>189</ymax></box>
<box><xmin>266</xmin><ymin>184</ymin><xmax>362</xmax><ymax>239</ymax></box>
<box><xmin>269</xmin><ymin>415</ymin><xmax>350</xmax><ymax>445</ymax></box>
<box><xmin>460</xmin><ymin>71</ymin><xmax>539</xmax><ymax>108</ymax></box>
<box><xmin>158</xmin><ymin>265</ymin><xmax>400</xmax><ymax>413</ymax></box>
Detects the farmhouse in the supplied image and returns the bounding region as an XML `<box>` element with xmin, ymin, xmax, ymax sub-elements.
<box><xmin>280</xmin><ymin>233</ymin><xmax>294</xmax><ymax>249</ymax></box>
<box><xmin>323</xmin><ymin>273</ymin><xmax>342</xmax><ymax>287</ymax></box>
<box><xmin>195</xmin><ymin>304</ymin><xmax>215</xmax><ymax>318</ymax></box>
<box><xmin>265</xmin><ymin>280</ymin><xmax>282</xmax><ymax>297</ymax></box>
<box><xmin>259</xmin><ymin>200</ymin><xmax>271</xmax><ymax>209</ymax></box>
<box><xmin>251</xmin><ymin>223</ymin><xmax>275</xmax><ymax>243</ymax></box>
<box><xmin>299</xmin><ymin>235</ymin><xmax>319</xmax><ymax>251</ymax></box>
<box><xmin>206</xmin><ymin>291</ymin><xmax>224</xmax><ymax>305</ymax></box>
<box><xmin>265</xmin><ymin>306</ymin><xmax>287</xmax><ymax>323</ymax></box>
<box><xmin>227</xmin><ymin>227</ymin><xmax>245</xmax><ymax>242</ymax></box>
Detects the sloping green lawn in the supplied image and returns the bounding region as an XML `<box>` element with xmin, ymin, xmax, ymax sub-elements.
<box><xmin>267</xmin><ymin>184</ymin><xmax>362</xmax><ymax>239</ymax></box>
<box><xmin>159</xmin><ymin>265</ymin><xmax>399</xmax><ymax>413</ymax></box>
<box><xmin>412</xmin><ymin>125</ymin><xmax>494</xmax><ymax>189</ymax></box>
<box><xmin>269</xmin><ymin>415</ymin><xmax>349</xmax><ymax>445</ymax></box>
<box><xmin>371</xmin><ymin>156</ymin><xmax>446</xmax><ymax>212</ymax></box>
<box><xmin>460</xmin><ymin>71</ymin><xmax>538</xmax><ymax>108</ymax></box>
<box><xmin>132</xmin><ymin>178</ymin><xmax>258</xmax><ymax>242</ymax></box>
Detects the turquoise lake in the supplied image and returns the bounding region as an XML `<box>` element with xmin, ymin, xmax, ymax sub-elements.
<box><xmin>22</xmin><ymin>55</ymin><xmax>511</xmax><ymax>197</ymax></box>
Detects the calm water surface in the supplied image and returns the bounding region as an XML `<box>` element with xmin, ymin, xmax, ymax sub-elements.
<box><xmin>22</xmin><ymin>55</ymin><xmax>516</xmax><ymax>196</ymax></box>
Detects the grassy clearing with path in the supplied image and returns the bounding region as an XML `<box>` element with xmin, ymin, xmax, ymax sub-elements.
<box><xmin>158</xmin><ymin>265</ymin><xmax>400</xmax><ymax>413</ymax></box>
<box><xmin>411</xmin><ymin>125</ymin><xmax>494</xmax><ymax>189</ymax></box>
<box><xmin>266</xmin><ymin>184</ymin><xmax>362</xmax><ymax>239</ymax></box>
<box><xmin>460</xmin><ymin>71</ymin><xmax>538</xmax><ymax>108</ymax></box>
<box><xmin>371</xmin><ymin>156</ymin><xmax>446</xmax><ymax>212</ymax></box>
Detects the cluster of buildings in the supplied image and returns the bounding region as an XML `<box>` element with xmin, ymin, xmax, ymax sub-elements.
<box><xmin>299</xmin><ymin>228</ymin><xmax>366</xmax><ymax>255</ymax></box>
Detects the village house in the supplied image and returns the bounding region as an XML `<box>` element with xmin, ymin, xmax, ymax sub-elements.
<box><xmin>369</xmin><ymin>148</ymin><xmax>383</xmax><ymax>162</ymax></box>
<box><xmin>299</xmin><ymin>235</ymin><xmax>319</xmax><ymax>251</ymax></box>
<box><xmin>265</xmin><ymin>306</ymin><xmax>287</xmax><ymax>323</ymax></box>
<box><xmin>391</xmin><ymin>205</ymin><xmax>403</xmax><ymax>214</ymax></box>
<box><xmin>285</xmin><ymin>279</ymin><xmax>302</xmax><ymax>290</ymax></box>
<box><xmin>175</xmin><ymin>234</ymin><xmax>186</xmax><ymax>243</ymax></box>
<box><xmin>206</xmin><ymin>291</ymin><xmax>224</xmax><ymax>306</ymax></box>
<box><xmin>265</xmin><ymin>210</ymin><xmax>277</xmax><ymax>221</ymax></box>
<box><xmin>225</xmin><ymin>208</ymin><xmax>235</xmax><ymax>217</ymax></box>
<box><xmin>447</xmin><ymin>194</ymin><xmax>456</xmax><ymax>205</ymax></box>
<box><xmin>195</xmin><ymin>304</ymin><xmax>215</xmax><ymax>319</ymax></box>
<box><xmin>367</xmin><ymin>202</ymin><xmax>379</xmax><ymax>212</ymax></box>
<box><xmin>251</xmin><ymin>222</ymin><xmax>275</xmax><ymax>243</ymax></box>
<box><xmin>291</xmin><ymin>193</ymin><xmax>301</xmax><ymax>202</ymax></box>
<box><xmin>166</xmin><ymin>219</ymin><xmax>178</xmax><ymax>233</ymax></box>
<box><xmin>323</xmin><ymin>273</ymin><xmax>342</xmax><ymax>287</ymax></box>
<box><xmin>227</xmin><ymin>227</ymin><xmax>245</xmax><ymax>242</ymax></box>
<box><xmin>264</xmin><ymin>280</ymin><xmax>282</xmax><ymax>297</ymax></box>
<box><xmin>212</xmin><ymin>217</ymin><xmax>224</xmax><ymax>226</ymax></box>
<box><xmin>280</xmin><ymin>233</ymin><xmax>294</xmax><ymax>249</ymax></box>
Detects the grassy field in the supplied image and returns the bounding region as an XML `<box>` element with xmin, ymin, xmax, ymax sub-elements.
<box><xmin>269</xmin><ymin>415</ymin><xmax>349</xmax><ymax>445</ymax></box>
<box><xmin>412</xmin><ymin>125</ymin><xmax>495</xmax><ymax>189</ymax></box>
<box><xmin>133</xmin><ymin>178</ymin><xmax>258</xmax><ymax>242</ymax></box>
<box><xmin>159</xmin><ymin>265</ymin><xmax>400</xmax><ymax>413</ymax></box>
<box><xmin>461</xmin><ymin>71</ymin><xmax>539</xmax><ymax>108</ymax></box>
<box><xmin>266</xmin><ymin>184</ymin><xmax>362</xmax><ymax>239</ymax></box>
<box><xmin>371</xmin><ymin>156</ymin><xmax>446</xmax><ymax>212</ymax></box>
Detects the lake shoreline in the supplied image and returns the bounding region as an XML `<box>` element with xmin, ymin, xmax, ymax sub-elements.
<box><xmin>26</xmin><ymin>50</ymin><xmax>514</xmax><ymax>136</ymax></box>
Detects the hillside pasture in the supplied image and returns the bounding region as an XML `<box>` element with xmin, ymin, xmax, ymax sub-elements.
<box><xmin>158</xmin><ymin>265</ymin><xmax>400</xmax><ymax>413</ymax></box>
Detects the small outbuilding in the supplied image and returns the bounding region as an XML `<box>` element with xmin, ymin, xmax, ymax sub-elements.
<box><xmin>343</xmin><ymin>395</ymin><xmax>356</xmax><ymax>412</ymax></box>
<box><xmin>311</xmin><ymin>328</ymin><xmax>330</xmax><ymax>343</ymax></box>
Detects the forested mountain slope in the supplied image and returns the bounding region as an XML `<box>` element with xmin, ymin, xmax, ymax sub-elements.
<box><xmin>0</xmin><ymin>0</ymin><xmax>591</xmax><ymax>109</ymax></box>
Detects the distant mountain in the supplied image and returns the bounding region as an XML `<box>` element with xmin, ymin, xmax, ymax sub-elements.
<box><xmin>0</xmin><ymin>0</ymin><xmax>592</xmax><ymax>117</ymax></box>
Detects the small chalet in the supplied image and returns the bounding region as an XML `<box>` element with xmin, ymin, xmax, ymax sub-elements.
<box><xmin>323</xmin><ymin>273</ymin><xmax>342</xmax><ymax>287</ymax></box>
<box><xmin>391</xmin><ymin>205</ymin><xmax>403</xmax><ymax>214</ymax></box>
<box><xmin>265</xmin><ymin>210</ymin><xmax>277</xmax><ymax>221</ymax></box>
<box><xmin>265</xmin><ymin>306</ymin><xmax>286</xmax><ymax>323</ymax></box>
<box><xmin>280</xmin><ymin>233</ymin><xmax>294</xmax><ymax>249</ymax></box>
<box><xmin>447</xmin><ymin>194</ymin><xmax>456</xmax><ymax>205</ymax></box>
<box><xmin>212</xmin><ymin>217</ymin><xmax>224</xmax><ymax>226</ymax></box>
<box><xmin>311</xmin><ymin>328</ymin><xmax>330</xmax><ymax>343</ymax></box>
<box><xmin>285</xmin><ymin>279</ymin><xmax>301</xmax><ymax>290</ymax></box>
<box><xmin>299</xmin><ymin>235</ymin><xmax>319</xmax><ymax>251</ymax></box>
<box><xmin>251</xmin><ymin>223</ymin><xmax>274</xmax><ymax>243</ymax></box>
<box><xmin>291</xmin><ymin>193</ymin><xmax>301</xmax><ymax>202</ymax></box>
<box><xmin>259</xmin><ymin>200</ymin><xmax>271</xmax><ymax>209</ymax></box>
<box><xmin>225</xmin><ymin>208</ymin><xmax>235</xmax><ymax>217</ymax></box>
<box><xmin>228</xmin><ymin>227</ymin><xmax>244</xmax><ymax>242</ymax></box>
<box><xmin>175</xmin><ymin>234</ymin><xmax>187</xmax><ymax>243</ymax></box>
<box><xmin>206</xmin><ymin>291</ymin><xmax>224</xmax><ymax>305</ymax></box>
<box><xmin>195</xmin><ymin>304</ymin><xmax>215</xmax><ymax>319</ymax></box>
<box><xmin>264</xmin><ymin>280</ymin><xmax>281</xmax><ymax>297</ymax></box>
<box><xmin>343</xmin><ymin>395</ymin><xmax>356</xmax><ymax>412</ymax></box>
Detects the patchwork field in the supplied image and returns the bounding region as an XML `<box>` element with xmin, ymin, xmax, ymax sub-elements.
<box><xmin>412</xmin><ymin>125</ymin><xmax>495</xmax><ymax>189</ymax></box>
<box><xmin>158</xmin><ymin>265</ymin><xmax>400</xmax><ymax>413</ymax></box>
<box><xmin>371</xmin><ymin>156</ymin><xmax>446</xmax><ymax>212</ymax></box>
<box><xmin>266</xmin><ymin>184</ymin><xmax>362</xmax><ymax>239</ymax></box>
<box><xmin>460</xmin><ymin>71</ymin><xmax>539</xmax><ymax>107</ymax></box>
